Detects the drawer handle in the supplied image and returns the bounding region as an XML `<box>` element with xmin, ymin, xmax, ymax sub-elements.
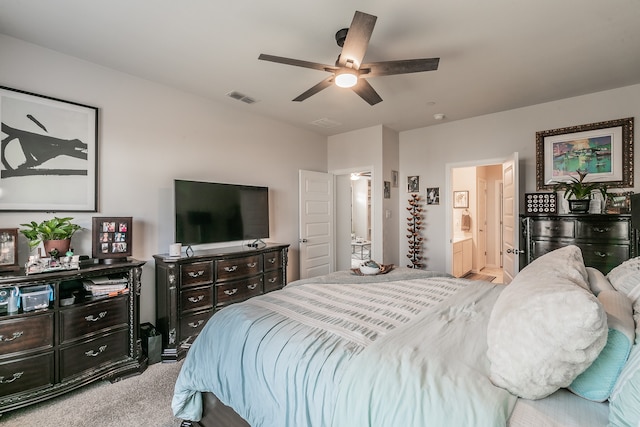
<box><xmin>0</xmin><ymin>372</ymin><xmax>23</xmax><ymax>384</ymax></box>
<box><xmin>85</xmin><ymin>311</ymin><xmax>107</xmax><ymax>322</ymax></box>
<box><xmin>247</xmin><ymin>283</ymin><xmax>258</xmax><ymax>290</ymax></box>
<box><xmin>268</xmin><ymin>277</ymin><xmax>277</xmax><ymax>283</ymax></box>
<box><xmin>188</xmin><ymin>270</ymin><xmax>205</xmax><ymax>278</ymax></box>
<box><xmin>592</xmin><ymin>227</ymin><xmax>611</xmax><ymax>233</ymax></box>
<box><xmin>224</xmin><ymin>266</ymin><xmax>238</xmax><ymax>272</ymax></box>
<box><xmin>188</xmin><ymin>320</ymin><xmax>204</xmax><ymax>328</ymax></box>
<box><xmin>0</xmin><ymin>331</ymin><xmax>24</xmax><ymax>342</ymax></box>
<box><xmin>247</xmin><ymin>262</ymin><xmax>257</xmax><ymax>268</ymax></box>
<box><xmin>267</xmin><ymin>257</ymin><xmax>276</xmax><ymax>264</ymax></box>
<box><xmin>188</xmin><ymin>295</ymin><xmax>205</xmax><ymax>303</ymax></box>
<box><xmin>594</xmin><ymin>251</ymin><xmax>608</xmax><ymax>258</ymax></box>
<box><xmin>544</xmin><ymin>226</ymin><xmax>560</xmax><ymax>231</ymax></box>
<box><xmin>224</xmin><ymin>288</ymin><xmax>238</xmax><ymax>296</ymax></box>
<box><xmin>85</xmin><ymin>345</ymin><xmax>107</xmax><ymax>357</ymax></box>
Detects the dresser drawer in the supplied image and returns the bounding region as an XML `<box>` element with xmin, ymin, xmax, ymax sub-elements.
<box><xmin>60</xmin><ymin>296</ymin><xmax>128</xmax><ymax>343</ymax></box>
<box><xmin>216</xmin><ymin>276</ymin><xmax>262</xmax><ymax>307</ymax></box>
<box><xmin>530</xmin><ymin>219</ymin><xmax>574</xmax><ymax>238</ymax></box>
<box><xmin>216</xmin><ymin>255</ymin><xmax>262</xmax><ymax>282</ymax></box>
<box><xmin>531</xmin><ymin>239</ymin><xmax>575</xmax><ymax>259</ymax></box>
<box><xmin>0</xmin><ymin>313</ymin><xmax>53</xmax><ymax>356</ymax></box>
<box><xmin>179</xmin><ymin>310</ymin><xmax>212</xmax><ymax>344</ymax></box>
<box><xmin>0</xmin><ymin>352</ymin><xmax>54</xmax><ymax>398</ymax></box>
<box><xmin>576</xmin><ymin>220</ymin><xmax>630</xmax><ymax>241</ymax></box>
<box><xmin>263</xmin><ymin>251</ymin><xmax>283</xmax><ymax>271</ymax></box>
<box><xmin>264</xmin><ymin>269</ymin><xmax>284</xmax><ymax>293</ymax></box>
<box><xmin>59</xmin><ymin>329</ymin><xmax>129</xmax><ymax>381</ymax></box>
<box><xmin>180</xmin><ymin>285</ymin><xmax>214</xmax><ymax>314</ymax></box>
<box><xmin>181</xmin><ymin>261</ymin><xmax>214</xmax><ymax>288</ymax></box>
<box><xmin>579</xmin><ymin>244</ymin><xmax>630</xmax><ymax>274</ymax></box>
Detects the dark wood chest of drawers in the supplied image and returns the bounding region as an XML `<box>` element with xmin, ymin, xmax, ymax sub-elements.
<box><xmin>154</xmin><ymin>244</ymin><xmax>289</xmax><ymax>362</ymax></box>
<box><xmin>521</xmin><ymin>214</ymin><xmax>634</xmax><ymax>274</ymax></box>
<box><xmin>0</xmin><ymin>260</ymin><xmax>146</xmax><ymax>414</ymax></box>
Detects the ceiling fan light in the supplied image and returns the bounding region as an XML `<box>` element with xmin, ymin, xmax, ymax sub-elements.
<box><xmin>335</xmin><ymin>70</ymin><xmax>358</xmax><ymax>88</ymax></box>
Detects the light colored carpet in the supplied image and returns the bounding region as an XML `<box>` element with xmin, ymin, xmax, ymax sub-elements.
<box><xmin>1</xmin><ymin>361</ymin><xmax>184</xmax><ymax>427</ymax></box>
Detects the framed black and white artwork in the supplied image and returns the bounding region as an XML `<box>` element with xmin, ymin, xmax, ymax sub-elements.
<box><xmin>0</xmin><ymin>86</ymin><xmax>98</xmax><ymax>211</ymax></box>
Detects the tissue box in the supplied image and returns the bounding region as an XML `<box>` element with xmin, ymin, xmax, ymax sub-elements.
<box><xmin>21</xmin><ymin>284</ymin><xmax>54</xmax><ymax>312</ymax></box>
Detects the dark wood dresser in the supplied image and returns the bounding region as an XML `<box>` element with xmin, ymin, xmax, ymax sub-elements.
<box><xmin>0</xmin><ymin>260</ymin><xmax>146</xmax><ymax>414</ymax></box>
<box><xmin>521</xmin><ymin>214</ymin><xmax>634</xmax><ymax>274</ymax></box>
<box><xmin>154</xmin><ymin>243</ymin><xmax>289</xmax><ymax>362</ymax></box>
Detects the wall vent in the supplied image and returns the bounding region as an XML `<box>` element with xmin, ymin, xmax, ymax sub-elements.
<box><xmin>226</xmin><ymin>91</ymin><xmax>257</xmax><ymax>104</ymax></box>
<box><xmin>310</xmin><ymin>118</ymin><xmax>342</xmax><ymax>128</ymax></box>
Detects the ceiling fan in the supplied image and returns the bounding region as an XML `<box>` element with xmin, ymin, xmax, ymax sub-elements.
<box><xmin>258</xmin><ymin>10</ymin><xmax>440</xmax><ymax>106</ymax></box>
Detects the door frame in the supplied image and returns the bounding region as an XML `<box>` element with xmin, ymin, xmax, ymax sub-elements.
<box><xmin>330</xmin><ymin>165</ymin><xmax>376</xmax><ymax>270</ymax></box>
<box><xmin>445</xmin><ymin>156</ymin><xmax>513</xmax><ymax>276</ymax></box>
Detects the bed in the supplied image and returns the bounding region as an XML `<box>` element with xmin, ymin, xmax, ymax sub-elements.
<box><xmin>172</xmin><ymin>245</ymin><xmax>640</xmax><ymax>427</ymax></box>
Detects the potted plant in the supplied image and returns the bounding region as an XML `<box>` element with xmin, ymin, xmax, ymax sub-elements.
<box><xmin>552</xmin><ymin>170</ymin><xmax>607</xmax><ymax>213</ymax></box>
<box><xmin>19</xmin><ymin>216</ymin><xmax>83</xmax><ymax>256</ymax></box>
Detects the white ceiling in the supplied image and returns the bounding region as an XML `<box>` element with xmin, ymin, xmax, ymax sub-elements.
<box><xmin>1</xmin><ymin>0</ymin><xmax>639</xmax><ymax>136</ymax></box>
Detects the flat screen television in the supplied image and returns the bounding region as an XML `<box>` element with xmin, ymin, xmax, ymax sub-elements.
<box><xmin>174</xmin><ymin>179</ymin><xmax>269</xmax><ymax>246</ymax></box>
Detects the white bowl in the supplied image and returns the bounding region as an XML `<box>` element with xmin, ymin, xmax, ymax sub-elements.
<box><xmin>360</xmin><ymin>265</ymin><xmax>381</xmax><ymax>275</ymax></box>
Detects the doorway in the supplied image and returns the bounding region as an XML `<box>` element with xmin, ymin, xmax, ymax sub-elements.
<box><xmin>449</xmin><ymin>161</ymin><xmax>508</xmax><ymax>284</ymax></box>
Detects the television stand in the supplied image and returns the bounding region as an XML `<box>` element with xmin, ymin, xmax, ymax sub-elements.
<box><xmin>153</xmin><ymin>243</ymin><xmax>289</xmax><ymax>361</ymax></box>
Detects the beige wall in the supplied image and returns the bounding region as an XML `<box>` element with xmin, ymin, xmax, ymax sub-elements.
<box><xmin>400</xmin><ymin>84</ymin><xmax>640</xmax><ymax>274</ymax></box>
<box><xmin>0</xmin><ymin>35</ymin><xmax>327</xmax><ymax>324</ymax></box>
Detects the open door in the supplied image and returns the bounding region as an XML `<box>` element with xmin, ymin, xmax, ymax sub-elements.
<box><xmin>502</xmin><ymin>153</ymin><xmax>520</xmax><ymax>284</ymax></box>
<box><xmin>299</xmin><ymin>170</ymin><xmax>334</xmax><ymax>279</ymax></box>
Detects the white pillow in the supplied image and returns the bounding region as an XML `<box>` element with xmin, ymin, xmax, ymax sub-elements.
<box><xmin>607</xmin><ymin>257</ymin><xmax>640</xmax><ymax>343</ymax></box>
<box><xmin>586</xmin><ymin>267</ymin><xmax>614</xmax><ymax>296</ymax></box>
<box><xmin>487</xmin><ymin>245</ymin><xmax>608</xmax><ymax>400</ymax></box>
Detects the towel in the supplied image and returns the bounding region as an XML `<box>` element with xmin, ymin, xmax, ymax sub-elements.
<box><xmin>461</xmin><ymin>213</ymin><xmax>471</xmax><ymax>231</ymax></box>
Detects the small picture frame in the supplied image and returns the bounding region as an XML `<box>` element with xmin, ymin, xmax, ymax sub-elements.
<box><xmin>0</xmin><ymin>228</ymin><xmax>19</xmax><ymax>272</ymax></box>
<box><xmin>391</xmin><ymin>170</ymin><xmax>399</xmax><ymax>187</ymax></box>
<box><xmin>384</xmin><ymin>181</ymin><xmax>391</xmax><ymax>199</ymax></box>
<box><xmin>426</xmin><ymin>187</ymin><xmax>440</xmax><ymax>205</ymax></box>
<box><xmin>407</xmin><ymin>175</ymin><xmax>419</xmax><ymax>193</ymax></box>
<box><xmin>453</xmin><ymin>191</ymin><xmax>469</xmax><ymax>208</ymax></box>
<box><xmin>92</xmin><ymin>217</ymin><xmax>132</xmax><ymax>263</ymax></box>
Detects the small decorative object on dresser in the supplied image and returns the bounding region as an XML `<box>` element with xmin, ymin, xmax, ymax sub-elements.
<box><xmin>551</xmin><ymin>170</ymin><xmax>608</xmax><ymax>214</ymax></box>
<box><xmin>154</xmin><ymin>243</ymin><xmax>289</xmax><ymax>362</ymax></box>
<box><xmin>0</xmin><ymin>228</ymin><xmax>19</xmax><ymax>272</ymax></box>
<box><xmin>92</xmin><ymin>217</ymin><xmax>132</xmax><ymax>263</ymax></box>
<box><xmin>19</xmin><ymin>216</ymin><xmax>82</xmax><ymax>256</ymax></box>
<box><xmin>525</xmin><ymin>193</ymin><xmax>557</xmax><ymax>215</ymax></box>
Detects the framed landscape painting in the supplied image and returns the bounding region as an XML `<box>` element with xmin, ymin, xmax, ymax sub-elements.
<box><xmin>536</xmin><ymin>117</ymin><xmax>633</xmax><ymax>190</ymax></box>
<box><xmin>0</xmin><ymin>86</ymin><xmax>98</xmax><ymax>211</ymax></box>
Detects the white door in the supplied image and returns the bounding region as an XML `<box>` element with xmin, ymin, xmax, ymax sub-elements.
<box><xmin>502</xmin><ymin>153</ymin><xmax>520</xmax><ymax>284</ymax></box>
<box><xmin>299</xmin><ymin>170</ymin><xmax>334</xmax><ymax>279</ymax></box>
<box><xmin>477</xmin><ymin>178</ymin><xmax>487</xmax><ymax>272</ymax></box>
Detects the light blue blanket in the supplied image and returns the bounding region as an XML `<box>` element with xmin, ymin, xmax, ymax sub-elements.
<box><xmin>331</xmin><ymin>281</ymin><xmax>517</xmax><ymax>427</ymax></box>
<box><xmin>172</xmin><ymin>271</ymin><xmax>515</xmax><ymax>426</ymax></box>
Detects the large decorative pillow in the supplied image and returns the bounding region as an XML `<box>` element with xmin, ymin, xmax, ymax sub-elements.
<box><xmin>487</xmin><ymin>245</ymin><xmax>607</xmax><ymax>400</ymax></box>
<box><xmin>607</xmin><ymin>256</ymin><xmax>640</xmax><ymax>343</ymax></box>
<box><xmin>609</xmin><ymin>343</ymin><xmax>640</xmax><ymax>427</ymax></box>
<box><xmin>586</xmin><ymin>267</ymin><xmax>614</xmax><ymax>296</ymax></box>
<box><xmin>568</xmin><ymin>289</ymin><xmax>634</xmax><ymax>401</ymax></box>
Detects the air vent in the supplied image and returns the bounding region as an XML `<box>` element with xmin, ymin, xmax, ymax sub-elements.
<box><xmin>226</xmin><ymin>91</ymin><xmax>258</xmax><ymax>104</ymax></box>
<box><xmin>310</xmin><ymin>118</ymin><xmax>342</xmax><ymax>129</ymax></box>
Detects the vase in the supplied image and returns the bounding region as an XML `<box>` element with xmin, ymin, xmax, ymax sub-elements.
<box><xmin>43</xmin><ymin>239</ymin><xmax>71</xmax><ymax>257</ymax></box>
<box><xmin>568</xmin><ymin>199</ymin><xmax>590</xmax><ymax>213</ymax></box>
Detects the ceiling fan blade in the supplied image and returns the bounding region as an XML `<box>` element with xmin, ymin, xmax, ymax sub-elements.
<box><xmin>259</xmin><ymin>54</ymin><xmax>337</xmax><ymax>72</ymax></box>
<box><xmin>338</xmin><ymin>11</ymin><xmax>377</xmax><ymax>69</ymax></box>
<box><xmin>361</xmin><ymin>58</ymin><xmax>440</xmax><ymax>77</ymax></box>
<box><xmin>292</xmin><ymin>76</ymin><xmax>335</xmax><ymax>102</ymax></box>
<box><xmin>351</xmin><ymin>79</ymin><xmax>382</xmax><ymax>106</ymax></box>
